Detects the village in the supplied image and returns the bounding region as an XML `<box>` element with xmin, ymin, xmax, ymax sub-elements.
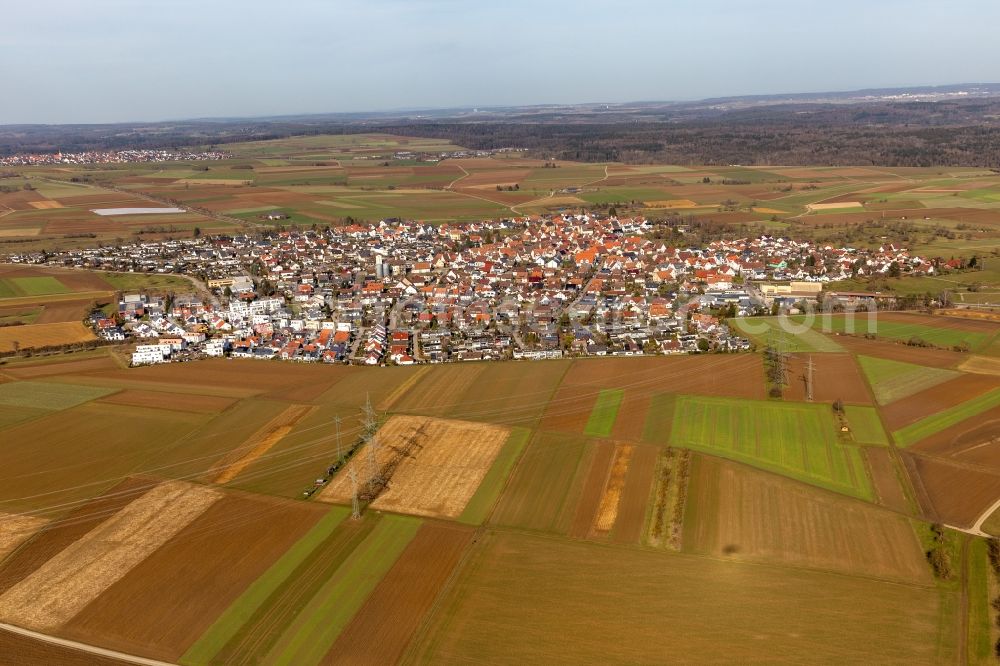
<box><xmin>0</xmin><ymin>148</ymin><xmax>229</xmax><ymax>167</ymax></box>
<box><xmin>6</xmin><ymin>213</ymin><xmax>938</xmax><ymax>367</ymax></box>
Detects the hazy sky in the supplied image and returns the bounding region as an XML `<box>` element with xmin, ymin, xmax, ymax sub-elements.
<box><xmin>4</xmin><ymin>0</ymin><xmax>1000</xmax><ymax>124</ymax></box>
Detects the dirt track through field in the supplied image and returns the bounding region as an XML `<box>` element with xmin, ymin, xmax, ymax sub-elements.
<box><xmin>210</xmin><ymin>404</ymin><xmax>313</xmax><ymax>484</ymax></box>
<box><xmin>0</xmin><ymin>481</ymin><xmax>220</xmax><ymax>632</ymax></box>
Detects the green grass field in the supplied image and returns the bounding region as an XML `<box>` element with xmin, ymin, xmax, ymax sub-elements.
<box><xmin>730</xmin><ymin>316</ymin><xmax>844</xmax><ymax>353</ymax></box>
<box><xmin>857</xmin><ymin>355</ymin><xmax>960</xmax><ymax>405</ymax></box>
<box><xmin>0</xmin><ymin>276</ymin><xmax>69</xmax><ymax>298</ymax></box>
<box><xmin>583</xmin><ymin>389</ymin><xmax>624</xmax><ymax>437</ymax></box>
<box><xmin>459</xmin><ymin>427</ymin><xmax>531</xmax><ymax>525</ymax></box>
<box><xmin>813</xmin><ymin>315</ymin><xmax>994</xmax><ymax>352</ymax></box>
<box><xmin>671</xmin><ymin>395</ymin><xmax>873</xmax><ymax>499</ymax></box>
<box><xmin>98</xmin><ymin>271</ymin><xmax>193</xmax><ymax>292</ymax></box>
<box><xmin>180</xmin><ymin>507</ymin><xmax>350</xmax><ymax>665</ymax></box>
<box><xmin>894</xmin><ymin>388</ymin><xmax>1000</xmax><ymax>447</ymax></box>
<box><xmin>843</xmin><ymin>405</ymin><xmax>890</xmax><ymax>445</ymax></box>
<box><xmin>0</xmin><ymin>380</ymin><xmax>116</xmax><ymax>411</ymax></box>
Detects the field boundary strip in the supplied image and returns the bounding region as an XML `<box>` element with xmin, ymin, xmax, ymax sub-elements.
<box><xmin>894</xmin><ymin>388</ymin><xmax>1000</xmax><ymax>447</ymax></box>
<box><xmin>180</xmin><ymin>506</ymin><xmax>350</xmax><ymax>665</ymax></box>
<box><xmin>584</xmin><ymin>389</ymin><xmax>625</xmax><ymax>437</ymax></box>
<box><xmin>458</xmin><ymin>427</ymin><xmax>532</xmax><ymax>525</ymax></box>
<box><xmin>263</xmin><ymin>514</ymin><xmax>421</xmax><ymax>665</ymax></box>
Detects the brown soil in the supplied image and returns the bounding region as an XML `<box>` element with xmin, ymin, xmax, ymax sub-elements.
<box><xmin>568</xmin><ymin>440</ymin><xmax>615</xmax><ymax>539</ymax></box>
<box><xmin>209</xmin><ymin>403</ymin><xmax>313</xmax><ymax>484</ymax></box>
<box><xmin>904</xmin><ymin>452</ymin><xmax>1000</xmax><ymax>527</ymax></box>
<box><xmin>686</xmin><ymin>456</ymin><xmax>929</xmax><ymax>582</ymax></box>
<box><xmin>35</xmin><ymin>300</ymin><xmax>100</xmax><ymax>324</ymax></box>
<box><xmin>0</xmin><ymin>477</ymin><xmax>156</xmax><ymax>597</ymax></box>
<box><xmin>782</xmin><ymin>353</ymin><xmax>872</xmax><ymax>404</ymax></box>
<box><xmin>910</xmin><ymin>404</ymin><xmax>1000</xmax><ymax>473</ymax></box>
<box><xmin>0</xmin><ymin>481</ymin><xmax>221</xmax><ymax>632</ymax></box>
<box><xmin>610</xmin><ymin>444</ymin><xmax>657</xmax><ymax>544</ymax></box>
<box><xmin>882</xmin><ymin>373</ymin><xmax>1000</xmax><ymax>431</ymax></box>
<box><xmin>98</xmin><ymin>389</ymin><xmax>236</xmax><ymax>414</ymax></box>
<box><xmin>865</xmin><ymin>448</ymin><xmax>912</xmax><ymax>514</ymax></box>
<box><xmin>0</xmin><ymin>629</ymin><xmax>127</xmax><ymax>666</ymax></box>
<box><xmin>831</xmin><ymin>334</ymin><xmax>965</xmax><ymax>368</ymax></box>
<box><xmin>60</xmin><ymin>493</ymin><xmax>324</xmax><ymax>662</ymax></box>
<box><xmin>323</xmin><ymin>522</ymin><xmax>473</xmax><ymax>666</ymax></box>
<box><xmin>0</xmin><ymin>354</ymin><xmax>120</xmax><ymax>382</ymax></box>
<box><xmin>610</xmin><ymin>390</ymin><xmax>651</xmax><ymax>441</ymax></box>
<box><xmin>563</xmin><ymin>355</ymin><xmax>766</xmax><ymax>399</ymax></box>
<box><xmin>538</xmin><ymin>383</ymin><xmax>597</xmax><ymax>433</ymax></box>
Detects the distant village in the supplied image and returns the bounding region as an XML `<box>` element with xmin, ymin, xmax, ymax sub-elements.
<box><xmin>6</xmin><ymin>214</ymin><xmax>938</xmax><ymax>367</ymax></box>
<box><xmin>0</xmin><ymin>149</ymin><xmax>228</xmax><ymax>167</ymax></box>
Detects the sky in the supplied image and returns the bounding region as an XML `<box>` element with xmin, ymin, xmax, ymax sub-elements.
<box><xmin>4</xmin><ymin>0</ymin><xmax>1000</xmax><ymax>124</ymax></box>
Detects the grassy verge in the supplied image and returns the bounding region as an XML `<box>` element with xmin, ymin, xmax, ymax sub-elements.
<box><xmin>583</xmin><ymin>388</ymin><xmax>624</xmax><ymax>437</ymax></box>
<box><xmin>968</xmin><ymin>538</ymin><xmax>992</xmax><ymax>664</ymax></box>
<box><xmin>180</xmin><ymin>507</ymin><xmax>349</xmax><ymax>665</ymax></box>
<box><xmin>459</xmin><ymin>427</ymin><xmax>531</xmax><ymax>525</ymax></box>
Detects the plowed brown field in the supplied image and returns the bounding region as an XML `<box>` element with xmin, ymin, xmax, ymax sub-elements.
<box><xmin>0</xmin><ymin>630</ymin><xmax>127</xmax><ymax>666</ymax></box>
<box><xmin>324</xmin><ymin>522</ymin><xmax>473</xmax><ymax>665</ymax></box>
<box><xmin>61</xmin><ymin>493</ymin><xmax>324</xmax><ymax>661</ymax></box>
<box><xmin>0</xmin><ymin>480</ymin><xmax>220</xmax><ymax>632</ymax></box>
<box><xmin>97</xmin><ymin>389</ymin><xmax>236</xmax><ymax>414</ymax></box>
<box><xmin>904</xmin><ymin>452</ymin><xmax>1000</xmax><ymax>527</ymax></box>
<box><xmin>831</xmin><ymin>335</ymin><xmax>965</xmax><ymax>368</ymax></box>
<box><xmin>782</xmin><ymin>353</ymin><xmax>872</xmax><ymax>404</ymax></box>
<box><xmin>882</xmin><ymin>373</ymin><xmax>1000</xmax><ymax>431</ymax></box>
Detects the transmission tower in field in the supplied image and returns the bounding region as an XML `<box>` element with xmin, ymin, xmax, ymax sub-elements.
<box><xmin>805</xmin><ymin>355</ymin><xmax>815</xmax><ymax>402</ymax></box>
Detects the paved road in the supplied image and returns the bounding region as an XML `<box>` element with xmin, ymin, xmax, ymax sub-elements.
<box><xmin>0</xmin><ymin>622</ymin><xmax>174</xmax><ymax>666</ymax></box>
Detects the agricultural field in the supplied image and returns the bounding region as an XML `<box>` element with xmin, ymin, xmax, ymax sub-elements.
<box><xmin>319</xmin><ymin>415</ymin><xmax>510</xmax><ymax>519</ymax></box>
<box><xmin>669</xmin><ymin>394</ymin><xmax>873</xmax><ymax>500</ymax></box>
<box><xmin>1</xmin><ymin>330</ymin><xmax>999</xmax><ymax>662</ymax></box>
<box><xmin>0</xmin><ymin>264</ymin><xmax>199</xmax><ymax>352</ymax></box>
<box><xmin>407</xmin><ymin>529</ymin><xmax>956</xmax><ymax>664</ymax></box>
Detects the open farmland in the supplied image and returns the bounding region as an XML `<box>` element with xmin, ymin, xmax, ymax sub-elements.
<box><xmin>0</xmin><ymin>480</ymin><xmax>220</xmax><ymax>632</ymax></box>
<box><xmin>670</xmin><ymin>395</ymin><xmax>873</xmax><ymax>499</ymax></box>
<box><xmin>858</xmin><ymin>354</ymin><xmax>960</xmax><ymax>405</ymax></box>
<box><xmin>408</xmin><ymin>529</ymin><xmax>955</xmax><ymax>664</ymax></box>
<box><xmin>320</xmin><ymin>415</ymin><xmax>510</xmax><ymax>519</ymax></box>
<box><xmin>0</xmin><ymin>343</ymin><xmax>994</xmax><ymax>662</ymax></box>
<box><xmin>60</xmin><ymin>492</ymin><xmax>324</xmax><ymax>661</ymax></box>
<box><xmin>683</xmin><ymin>455</ymin><xmax>928</xmax><ymax>582</ymax></box>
